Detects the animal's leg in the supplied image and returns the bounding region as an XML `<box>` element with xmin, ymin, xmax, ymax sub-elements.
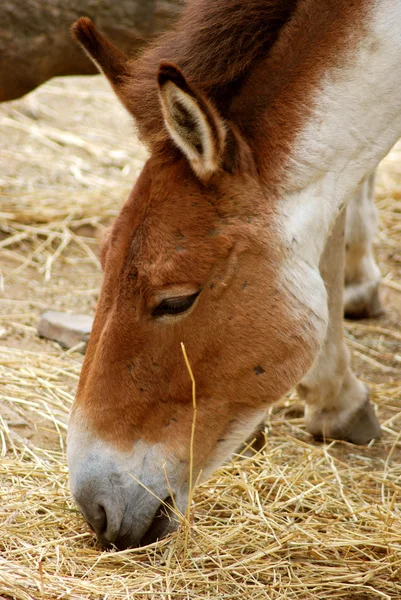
<box><xmin>344</xmin><ymin>172</ymin><xmax>382</xmax><ymax>319</ymax></box>
<box><xmin>297</xmin><ymin>209</ymin><xmax>381</xmax><ymax>444</ymax></box>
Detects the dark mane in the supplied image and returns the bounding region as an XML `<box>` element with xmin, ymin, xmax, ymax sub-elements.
<box><xmin>123</xmin><ymin>0</ymin><xmax>298</xmax><ymax>149</ymax></box>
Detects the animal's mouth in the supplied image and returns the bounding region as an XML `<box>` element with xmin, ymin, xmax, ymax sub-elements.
<box><xmin>139</xmin><ymin>495</ymin><xmax>177</xmax><ymax>546</ymax></box>
<box><xmin>93</xmin><ymin>495</ymin><xmax>177</xmax><ymax>550</ymax></box>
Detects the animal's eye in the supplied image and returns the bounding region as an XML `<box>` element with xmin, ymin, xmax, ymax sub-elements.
<box><xmin>152</xmin><ymin>290</ymin><xmax>201</xmax><ymax>318</ymax></box>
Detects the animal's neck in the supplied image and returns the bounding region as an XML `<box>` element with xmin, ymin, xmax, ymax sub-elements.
<box><xmin>235</xmin><ymin>0</ymin><xmax>401</xmax><ymax>268</ymax></box>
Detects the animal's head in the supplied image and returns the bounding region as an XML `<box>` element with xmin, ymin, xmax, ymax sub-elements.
<box><xmin>67</xmin><ymin>18</ymin><xmax>327</xmax><ymax>549</ymax></box>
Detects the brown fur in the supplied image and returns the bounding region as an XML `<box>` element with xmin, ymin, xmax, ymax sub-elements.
<box><xmin>71</xmin><ymin>0</ymin><xmax>373</xmax><ymax>460</ymax></box>
<box><xmin>74</xmin><ymin>157</ymin><xmax>316</xmax><ymax>458</ymax></box>
<box><xmin>123</xmin><ymin>0</ymin><xmax>371</xmax><ymax>187</ymax></box>
<box><xmin>123</xmin><ymin>0</ymin><xmax>297</xmax><ymax>148</ymax></box>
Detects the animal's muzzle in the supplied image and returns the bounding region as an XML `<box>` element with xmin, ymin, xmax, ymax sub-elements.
<box><xmin>81</xmin><ymin>495</ymin><xmax>176</xmax><ymax>549</ymax></box>
<box><xmin>67</xmin><ymin>425</ymin><xmax>184</xmax><ymax>548</ymax></box>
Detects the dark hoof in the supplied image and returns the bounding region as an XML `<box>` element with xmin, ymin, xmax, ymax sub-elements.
<box><xmin>344</xmin><ymin>286</ymin><xmax>383</xmax><ymax>320</ymax></box>
<box><xmin>315</xmin><ymin>397</ymin><xmax>381</xmax><ymax>445</ymax></box>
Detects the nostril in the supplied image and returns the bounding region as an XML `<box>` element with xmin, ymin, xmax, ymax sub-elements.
<box><xmin>87</xmin><ymin>504</ymin><xmax>107</xmax><ymax>537</ymax></box>
<box><xmin>97</xmin><ymin>504</ymin><xmax>107</xmax><ymax>535</ymax></box>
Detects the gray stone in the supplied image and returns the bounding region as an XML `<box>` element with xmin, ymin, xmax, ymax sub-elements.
<box><xmin>38</xmin><ymin>310</ymin><xmax>94</xmax><ymax>351</ymax></box>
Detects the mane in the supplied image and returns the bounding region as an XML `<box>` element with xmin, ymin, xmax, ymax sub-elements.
<box><xmin>122</xmin><ymin>0</ymin><xmax>298</xmax><ymax>150</ymax></box>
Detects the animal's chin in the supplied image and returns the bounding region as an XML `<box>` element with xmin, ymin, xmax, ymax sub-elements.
<box><xmin>98</xmin><ymin>495</ymin><xmax>178</xmax><ymax>550</ymax></box>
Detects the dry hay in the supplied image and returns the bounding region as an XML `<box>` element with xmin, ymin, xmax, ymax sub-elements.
<box><xmin>1</xmin><ymin>76</ymin><xmax>401</xmax><ymax>600</ymax></box>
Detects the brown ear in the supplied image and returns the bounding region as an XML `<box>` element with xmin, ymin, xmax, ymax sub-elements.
<box><xmin>71</xmin><ymin>18</ymin><xmax>129</xmax><ymax>96</ymax></box>
<box><xmin>157</xmin><ymin>61</ymin><xmax>227</xmax><ymax>179</ymax></box>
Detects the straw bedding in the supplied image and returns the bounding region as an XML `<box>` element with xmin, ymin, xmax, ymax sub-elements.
<box><xmin>1</xmin><ymin>76</ymin><xmax>401</xmax><ymax>600</ymax></box>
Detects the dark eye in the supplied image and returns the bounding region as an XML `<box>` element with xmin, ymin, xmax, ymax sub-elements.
<box><xmin>152</xmin><ymin>290</ymin><xmax>201</xmax><ymax>318</ymax></box>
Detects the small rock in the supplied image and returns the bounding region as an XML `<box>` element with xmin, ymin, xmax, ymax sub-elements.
<box><xmin>38</xmin><ymin>310</ymin><xmax>94</xmax><ymax>352</ymax></box>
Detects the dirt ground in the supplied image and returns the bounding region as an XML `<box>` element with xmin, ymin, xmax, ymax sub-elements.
<box><xmin>1</xmin><ymin>75</ymin><xmax>401</xmax><ymax>599</ymax></box>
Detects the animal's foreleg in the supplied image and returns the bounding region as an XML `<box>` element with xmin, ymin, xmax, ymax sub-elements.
<box><xmin>344</xmin><ymin>172</ymin><xmax>382</xmax><ymax>319</ymax></box>
<box><xmin>296</xmin><ymin>209</ymin><xmax>381</xmax><ymax>444</ymax></box>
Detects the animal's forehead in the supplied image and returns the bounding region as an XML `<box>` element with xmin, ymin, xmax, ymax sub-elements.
<box><xmin>127</xmin><ymin>202</ymin><xmax>232</xmax><ymax>289</ymax></box>
<box><xmin>108</xmin><ymin>158</ymin><xmax>254</xmax><ymax>288</ymax></box>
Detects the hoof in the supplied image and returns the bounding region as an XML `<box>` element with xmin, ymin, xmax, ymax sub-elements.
<box><xmin>344</xmin><ymin>282</ymin><xmax>383</xmax><ymax>320</ymax></box>
<box><xmin>310</xmin><ymin>397</ymin><xmax>381</xmax><ymax>445</ymax></box>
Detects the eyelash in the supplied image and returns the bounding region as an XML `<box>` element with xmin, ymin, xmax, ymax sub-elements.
<box><xmin>152</xmin><ymin>290</ymin><xmax>201</xmax><ymax>318</ymax></box>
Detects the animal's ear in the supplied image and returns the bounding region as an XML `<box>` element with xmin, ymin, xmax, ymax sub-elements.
<box><xmin>71</xmin><ymin>18</ymin><xmax>129</xmax><ymax>102</ymax></box>
<box><xmin>157</xmin><ymin>61</ymin><xmax>227</xmax><ymax>179</ymax></box>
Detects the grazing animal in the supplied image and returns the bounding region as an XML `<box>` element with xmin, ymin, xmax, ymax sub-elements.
<box><xmin>67</xmin><ymin>0</ymin><xmax>401</xmax><ymax>550</ymax></box>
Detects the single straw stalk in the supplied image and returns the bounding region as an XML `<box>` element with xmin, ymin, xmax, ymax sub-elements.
<box><xmin>180</xmin><ymin>342</ymin><xmax>202</xmax><ymax>551</ymax></box>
